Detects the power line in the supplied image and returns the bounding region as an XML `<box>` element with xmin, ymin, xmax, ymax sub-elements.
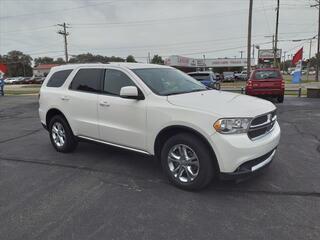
<box><xmin>0</xmin><ymin>2</ymin><xmax>113</xmax><ymax>20</ymax></box>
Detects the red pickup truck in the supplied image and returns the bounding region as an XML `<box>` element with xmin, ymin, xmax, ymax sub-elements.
<box><xmin>245</xmin><ymin>68</ymin><xmax>285</xmax><ymax>103</ymax></box>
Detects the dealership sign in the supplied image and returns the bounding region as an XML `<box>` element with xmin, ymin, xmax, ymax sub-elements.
<box><xmin>258</xmin><ymin>49</ymin><xmax>282</xmax><ymax>59</ymax></box>
<box><xmin>165</xmin><ymin>55</ymin><xmax>254</xmax><ymax>68</ymax></box>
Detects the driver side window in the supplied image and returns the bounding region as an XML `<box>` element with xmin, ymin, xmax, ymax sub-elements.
<box><xmin>103</xmin><ymin>69</ymin><xmax>135</xmax><ymax>96</ymax></box>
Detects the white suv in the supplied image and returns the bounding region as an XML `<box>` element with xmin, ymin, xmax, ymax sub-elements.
<box><xmin>39</xmin><ymin>63</ymin><xmax>280</xmax><ymax>190</ymax></box>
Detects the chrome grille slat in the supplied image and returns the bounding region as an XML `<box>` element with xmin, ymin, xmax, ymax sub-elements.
<box><xmin>248</xmin><ymin>110</ymin><xmax>277</xmax><ymax>140</ymax></box>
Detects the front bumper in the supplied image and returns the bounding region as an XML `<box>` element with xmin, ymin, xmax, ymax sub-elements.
<box><xmin>209</xmin><ymin>121</ymin><xmax>280</xmax><ymax>173</ymax></box>
<box><xmin>219</xmin><ymin>148</ymin><xmax>276</xmax><ymax>180</ymax></box>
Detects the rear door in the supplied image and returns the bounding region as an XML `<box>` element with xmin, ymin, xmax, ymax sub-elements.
<box><xmin>63</xmin><ymin>68</ymin><xmax>103</xmax><ymax>139</ymax></box>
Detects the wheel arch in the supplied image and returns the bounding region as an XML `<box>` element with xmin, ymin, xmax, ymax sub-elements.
<box><xmin>154</xmin><ymin>125</ymin><xmax>220</xmax><ymax>172</ymax></box>
<box><xmin>46</xmin><ymin>108</ymin><xmax>68</xmax><ymax>128</ymax></box>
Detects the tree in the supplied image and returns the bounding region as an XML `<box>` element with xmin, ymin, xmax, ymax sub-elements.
<box><xmin>68</xmin><ymin>53</ymin><xmax>125</xmax><ymax>63</ymax></box>
<box><xmin>0</xmin><ymin>51</ymin><xmax>33</xmax><ymax>77</ymax></box>
<box><xmin>55</xmin><ymin>58</ymin><xmax>65</xmax><ymax>64</ymax></box>
<box><xmin>151</xmin><ymin>54</ymin><xmax>164</xmax><ymax>65</ymax></box>
<box><xmin>34</xmin><ymin>57</ymin><xmax>54</xmax><ymax>66</ymax></box>
<box><xmin>126</xmin><ymin>55</ymin><xmax>136</xmax><ymax>63</ymax></box>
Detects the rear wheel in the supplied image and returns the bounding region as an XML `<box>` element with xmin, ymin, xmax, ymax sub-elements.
<box><xmin>49</xmin><ymin>115</ymin><xmax>78</xmax><ymax>153</ymax></box>
<box><xmin>161</xmin><ymin>133</ymin><xmax>215</xmax><ymax>190</ymax></box>
<box><xmin>277</xmin><ymin>95</ymin><xmax>284</xmax><ymax>103</ymax></box>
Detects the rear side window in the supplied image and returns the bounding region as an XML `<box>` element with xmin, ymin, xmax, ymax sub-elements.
<box><xmin>254</xmin><ymin>70</ymin><xmax>281</xmax><ymax>80</ymax></box>
<box><xmin>189</xmin><ymin>73</ymin><xmax>210</xmax><ymax>81</ymax></box>
<box><xmin>47</xmin><ymin>69</ymin><xmax>72</xmax><ymax>87</ymax></box>
<box><xmin>103</xmin><ymin>69</ymin><xmax>135</xmax><ymax>96</ymax></box>
<box><xmin>69</xmin><ymin>68</ymin><xmax>103</xmax><ymax>93</ymax></box>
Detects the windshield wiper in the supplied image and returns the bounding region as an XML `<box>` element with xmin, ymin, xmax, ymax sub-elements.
<box><xmin>166</xmin><ymin>89</ymin><xmax>207</xmax><ymax>96</ymax></box>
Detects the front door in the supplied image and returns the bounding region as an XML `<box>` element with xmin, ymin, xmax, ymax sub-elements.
<box><xmin>98</xmin><ymin>68</ymin><xmax>147</xmax><ymax>151</ymax></box>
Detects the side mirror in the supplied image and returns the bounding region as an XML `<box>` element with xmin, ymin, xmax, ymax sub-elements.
<box><xmin>120</xmin><ymin>86</ymin><xmax>144</xmax><ymax>100</ymax></box>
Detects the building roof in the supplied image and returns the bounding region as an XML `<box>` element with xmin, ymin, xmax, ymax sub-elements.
<box><xmin>34</xmin><ymin>64</ymin><xmax>60</xmax><ymax>70</ymax></box>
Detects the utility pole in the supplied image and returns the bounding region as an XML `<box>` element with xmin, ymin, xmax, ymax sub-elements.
<box><xmin>203</xmin><ymin>54</ymin><xmax>206</xmax><ymax>71</ymax></box>
<box><xmin>283</xmin><ymin>51</ymin><xmax>287</xmax><ymax>73</ymax></box>
<box><xmin>306</xmin><ymin>39</ymin><xmax>313</xmax><ymax>81</ymax></box>
<box><xmin>318</xmin><ymin>0</ymin><xmax>320</xmax><ymax>81</ymax></box>
<box><xmin>274</xmin><ymin>0</ymin><xmax>280</xmax><ymax>68</ymax></box>
<box><xmin>247</xmin><ymin>0</ymin><xmax>253</xmax><ymax>78</ymax></box>
<box><xmin>252</xmin><ymin>44</ymin><xmax>255</xmax><ymax>59</ymax></box>
<box><xmin>57</xmin><ymin>22</ymin><xmax>70</xmax><ymax>63</ymax></box>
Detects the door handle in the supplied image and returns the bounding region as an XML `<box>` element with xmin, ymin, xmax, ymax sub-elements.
<box><xmin>99</xmin><ymin>101</ymin><xmax>110</xmax><ymax>107</ymax></box>
<box><xmin>61</xmin><ymin>96</ymin><xmax>70</xmax><ymax>101</ymax></box>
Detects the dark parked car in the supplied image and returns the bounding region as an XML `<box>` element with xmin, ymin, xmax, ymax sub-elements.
<box><xmin>33</xmin><ymin>77</ymin><xmax>45</xmax><ymax>84</ymax></box>
<box><xmin>245</xmin><ymin>68</ymin><xmax>285</xmax><ymax>103</ymax></box>
<box><xmin>187</xmin><ymin>71</ymin><xmax>221</xmax><ymax>90</ymax></box>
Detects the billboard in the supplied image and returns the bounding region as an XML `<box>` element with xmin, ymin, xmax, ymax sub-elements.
<box><xmin>165</xmin><ymin>55</ymin><xmax>254</xmax><ymax>68</ymax></box>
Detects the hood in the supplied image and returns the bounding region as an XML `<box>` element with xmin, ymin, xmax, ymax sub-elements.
<box><xmin>167</xmin><ymin>90</ymin><xmax>276</xmax><ymax>118</ymax></box>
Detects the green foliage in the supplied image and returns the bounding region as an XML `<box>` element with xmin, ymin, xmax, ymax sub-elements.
<box><xmin>151</xmin><ymin>54</ymin><xmax>164</xmax><ymax>65</ymax></box>
<box><xmin>0</xmin><ymin>51</ymin><xmax>33</xmax><ymax>77</ymax></box>
<box><xmin>126</xmin><ymin>55</ymin><xmax>136</xmax><ymax>63</ymax></box>
<box><xmin>68</xmin><ymin>53</ymin><xmax>125</xmax><ymax>63</ymax></box>
<box><xmin>34</xmin><ymin>57</ymin><xmax>54</xmax><ymax>66</ymax></box>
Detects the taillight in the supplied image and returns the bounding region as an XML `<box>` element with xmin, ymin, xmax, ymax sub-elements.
<box><xmin>247</xmin><ymin>80</ymin><xmax>253</xmax><ymax>88</ymax></box>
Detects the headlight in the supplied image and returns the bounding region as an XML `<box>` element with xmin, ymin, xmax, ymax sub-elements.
<box><xmin>213</xmin><ymin>118</ymin><xmax>251</xmax><ymax>134</ymax></box>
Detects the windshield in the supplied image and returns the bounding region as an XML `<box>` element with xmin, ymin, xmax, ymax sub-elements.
<box><xmin>254</xmin><ymin>70</ymin><xmax>280</xmax><ymax>80</ymax></box>
<box><xmin>133</xmin><ymin>68</ymin><xmax>207</xmax><ymax>96</ymax></box>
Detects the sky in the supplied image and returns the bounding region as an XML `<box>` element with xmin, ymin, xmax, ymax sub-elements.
<box><xmin>0</xmin><ymin>0</ymin><xmax>318</xmax><ymax>63</ymax></box>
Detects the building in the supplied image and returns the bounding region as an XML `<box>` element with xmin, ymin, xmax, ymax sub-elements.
<box><xmin>164</xmin><ymin>55</ymin><xmax>255</xmax><ymax>73</ymax></box>
<box><xmin>33</xmin><ymin>64</ymin><xmax>60</xmax><ymax>77</ymax></box>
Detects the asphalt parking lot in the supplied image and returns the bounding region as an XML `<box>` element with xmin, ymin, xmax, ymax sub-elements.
<box><xmin>0</xmin><ymin>95</ymin><xmax>319</xmax><ymax>240</ymax></box>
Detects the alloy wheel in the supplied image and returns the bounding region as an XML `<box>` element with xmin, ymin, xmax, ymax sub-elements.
<box><xmin>167</xmin><ymin>144</ymin><xmax>200</xmax><ymax>183</ymax></box>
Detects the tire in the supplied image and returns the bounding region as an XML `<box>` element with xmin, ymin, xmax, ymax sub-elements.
<box><xmin>48</xmin><ymin>115</ymin><xmax>78</xmax><ymax>153</ymax></box>
<box><xmin>277</xmin><ymin>95</ymin><xmax>284</xmax><ymax>103</ymax></box>
<box><xmin>160</xmin><ymin>133</ymin><xmax>215</xmax><ymax>190</ymax></box>
<box><xmin>214</xmin><ymin>82</ymin><xmax>221</xmax><ymax>90</ymax></box>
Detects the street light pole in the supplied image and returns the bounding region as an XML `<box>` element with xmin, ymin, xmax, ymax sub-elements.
<box><xmin>307</xmin><ymin>38</ymin><xmax>313</xmax><ymax>81</ymax></box>
<box><xmin>311</xmin><ymin>1</ymin><xmax>320</xmax><ymax>81</ymax></box>
<box><xmin>317</xmin><ymin>1</ymin><xmax>320</xmax><ymax>81</ymax></box>
<box><xmin>274</xmin><ymin>0</ymin><xmax>280</xmax><ymax>68</ymax></box>
<box><xmin>247</xmin><ymin>0</ymin><xmax>253</xmax><ymax>78</ymax></box>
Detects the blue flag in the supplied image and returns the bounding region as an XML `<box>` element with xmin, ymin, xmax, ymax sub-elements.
<box><xmin>291</xmin><ymin>60</ymin><xmax>302</xmax><ymax>84</ymax></box>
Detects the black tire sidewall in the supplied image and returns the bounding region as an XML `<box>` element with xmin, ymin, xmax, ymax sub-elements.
<box><xmin>278</xmin><ymin>96</ymin><xmax>284</xmax><ymax>103</ymax></box>
<box><xmin>161</xmin><ymin>133</ymin><xmax>215</xmax><ymax>190</ymax></box>
<box><xmin>49</xmin><ymin>115</ymin><xmax>77</xmax><ymax>153</ymax></box>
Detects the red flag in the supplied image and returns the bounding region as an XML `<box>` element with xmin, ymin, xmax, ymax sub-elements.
<box><xmin>0</xmin><ymin>64</ymin><xmax>8</xmax><ymax>74</ymax></box>
<box><xmin>292</xmin><ymin>47</ymin><xmax>303</xmax><ymax>65</ymax></box>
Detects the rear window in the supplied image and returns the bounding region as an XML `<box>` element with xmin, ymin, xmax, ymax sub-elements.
<box><xmin>254</xmin><ymin>70</ymin><xmax>280</xmax><ymax>80</ymax></box>
<box><xmin>69</xmin><ymin>68</ymin><xmax>103</xmax><ymax>93</ymax></box>
<box><xmin>189</xmin><ymin>73</ymin><xmax>210</xmax><ymax>81</ymax></box>
<box><xmin>47</xmin><ymin>69</ymin><xmax>72</xmax><ymax>87</ymax></box>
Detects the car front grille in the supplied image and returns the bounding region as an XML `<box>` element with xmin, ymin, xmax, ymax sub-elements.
<box><xmin>248</xmin><ymin>110</ymin><xmax>277</xmax><ymax>140</ymax></box>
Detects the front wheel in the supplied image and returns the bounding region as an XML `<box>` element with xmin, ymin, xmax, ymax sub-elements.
<box><xmin>161</xmin><ymin>133</ymin><xmax>215</xmax><ymax>190</ymax></box>
<box><xmin>214</xmin><ymin>82</ymin><xmax>221</xmax><ymax>90</ymax></box>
